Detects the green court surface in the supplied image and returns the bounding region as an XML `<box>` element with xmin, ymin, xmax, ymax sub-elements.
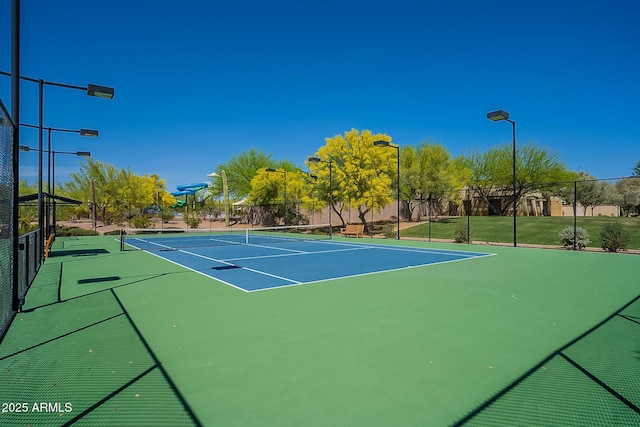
<box><xmin>1</xmin><ymin>235</ymin><xmax>639</xmax><ymax>426</ymax></box>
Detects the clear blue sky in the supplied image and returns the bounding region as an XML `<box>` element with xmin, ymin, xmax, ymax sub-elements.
<box><xmin>2</xmin><ymin>0</ymin><xmax>639</xmax><ymax>192</ymax></box>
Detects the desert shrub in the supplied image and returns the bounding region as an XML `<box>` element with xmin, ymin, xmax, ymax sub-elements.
<box><xmin>558</xmin><ymin>226</ymin><xmax>590</xmax><ymax>250</ymax></box>
<box><xmin>55</xmin><ymin>227</ymin><xmax>98</xmax><ymax>237</ymax></box>
<box><xmin>185</xmin><ymin>214</ymin><xmax>202</xmax><ymax>229</ymax></box>
<box><xmin>454</xmin><ymin>222</ymin><xmax>470</xmax><ymax>243</ymax></box>
<box><xmin>161</xmin><ymin>210</ymin><xmax>174</xmax><ymax>223</ymax></box>
<box><xmin>600</xmin><ymin>222</ymin><xmax>629</xmax><ymax>252</ymax></box>
<box><xmin>382</xmin><ymin>224</ymin><xmax>396</xmax><ymax>239</ymax></box>
<box><xmin>131</xmin><ymin>215</ymin><xmax>152</xmax><ymax>229</ymax></box>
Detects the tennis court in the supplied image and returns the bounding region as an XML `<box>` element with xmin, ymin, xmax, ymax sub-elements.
<box><xmin>122</xmin><ymin>227</ymin><xmax>493</xmax><ymax>292</ymax></box>
<box><xmin>1</xmin><ymin>231</ymin><xmax>639</xmax><ymax>426</ymax></box>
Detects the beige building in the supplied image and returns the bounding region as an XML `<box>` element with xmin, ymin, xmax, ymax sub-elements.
<box><xmin>561</xmin><ymin>204</ymin><xmax>619</xmax><ymax>217</ymax></box>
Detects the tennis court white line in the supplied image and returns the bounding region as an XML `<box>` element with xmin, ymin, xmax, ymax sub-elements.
<box><xmin>126</xmin><ymin>241</ymin><xmax>301</xmax><ymax>288</ymax></box>
<box><xmin>222</xmin><ymin>246</ymin><xmax>372</xmax><ymax>262</ymax></box>
<box><xmin>178</xmin><ymin>249</ymin><xmax>302</xmax><ymax>284</ymax></box>
<box><xmin>248</xmin><ymin>253</ymin><xmax>497</xmax><ymax>293</ymax></box>
<box><xmin>244</xmin><ymin>243</ymin><xmax>308</xmax><ymax>253</ymax></box>
<box><xmin>129</xmin><ymin>244</ymin><xmax>250</xmax><ymax>293</ymax></box>
<box><xmin>310</xmin><ymin>239</ymin><xmax>494</xmax><ymax>257</ymax></box>
<box><xmin>132</xmin><ymin>238</ymin><xmax>176</xmax><ymax>250</ymax></box>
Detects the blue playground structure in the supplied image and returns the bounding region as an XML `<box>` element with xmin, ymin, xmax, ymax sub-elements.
<box><xmin>170</xmin><ymin>183</ymin><xmax>209</xmax><ymax>208</ymax></box>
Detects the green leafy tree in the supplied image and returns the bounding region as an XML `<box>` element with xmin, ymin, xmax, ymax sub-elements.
<box><xmin>574</xmin><ymin>172</ymin><xmax>612</xmax><ymax>216</ymax></box>
<box><xmin>632</xmin><ymin>160</ymin><xmax>640</xmax><ymax>177</ymax></box>
<box><xmin>614</xmin><ymin>177</ymin><xmax>640</xmax><ymax>216</ymax></box>
<box><xmin>399</xmin><ymin>141</ymin><xmax>463</xmax><ymax>221</ymax></box>
<box><xmin>307</xmin><ymin>129</ymin><xmax>395</xmax><ymax>232</ymax></box>
<box><xmin>18</xmin><ymin>180</ymin><xmax>39</xmax><ymax>233</ymax></box>
<box><xmin>457</xmin><ymin>143</ymin><xmax>576</xmax><ymax>215</ymax></box>
<box><xmin>209</xmin><ymin>148</ymin><xmax>276</xmax><ymax>200</ymax></box>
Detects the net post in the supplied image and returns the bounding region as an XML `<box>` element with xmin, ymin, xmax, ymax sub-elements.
<box><xmin>245</xmin><ymin>228</ymin><xmax>249</xmax><ymax>244</ymax></box>
<box><xmin>120</xmin><ymin>229</ymin><xmax>125</xmax><ymax>251</ymax></box>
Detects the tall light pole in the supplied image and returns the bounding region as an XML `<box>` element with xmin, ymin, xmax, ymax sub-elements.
<box><xmin>19</xmin><ymin>147</ymin><xmax>91</xmax><ymax>235</ymax></box>
<box><xmin>52</xmin><ymin>150</ymin><xmax>91</xmax><ymax>234</ymax></box>
<box><xmin>373</xmin><ymin>140</ymin><xmax>401</xmax><ymax>239</ymax></box>
<box><xmin>207</xmin><ymin>171</ymin><xmax>230</xmax><ymax>227</ymax></box>
<box><xmin>487</xmin><ymin>109</ymin><xmax>517</xmax><ymax>247</ymax></box>
<box><xmin>1</xmin><ymin>69</ymin><xmax>114</xmax><ymax>259</ymax></box>
<box><xmin>11</xmin><ymin>0</ymin><xmax>20</xmax><ymax>313</ymax></box>
<box><xmin>307</xmin><ymin>156</ymin><xmax>333</xmax><ymax>237</ymax></box>
<box><xmin>20</xmin><ymin>123</ymin><xmax>98</xmax><ymax>239</ymax></box>
<box><xmin>266</xmin><ymin>168</ymin><xmax>287</xmax><ymax>225</ymax></box>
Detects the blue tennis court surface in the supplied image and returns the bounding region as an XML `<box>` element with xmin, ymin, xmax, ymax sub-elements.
<box><xmin>125</xmin><ymin>237</ymin><xmax>494</xmax><ymax>292</ymax></box>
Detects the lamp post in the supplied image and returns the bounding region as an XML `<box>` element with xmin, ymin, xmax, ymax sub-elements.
<box><xmin>373</xmin><ymin>140</ymin><xmax>400</xmax><ymax>239</ymax></box>
<box><xmin>307</xmin><ymin>156</ymin><xmax>333</xmax><ymax>237</ymax></box>
<box><xmin>21</xmin><ymin>146</ymin><xmax>91</xmax><ymax>234</ymax></box>
<box><xmin>20</xmin><ymin>123</ymin><xmax>98</xmax><ymax>239</ymax></box>
<box><xmin>266</xmin><ymin>168</ymin><xmax>287</xmax><ymax>225</ymax></box>
<box><xmin>207</xmin><ymin>171</ymin><xmax>230</xmax><ymax>227</ymax></box>
<box><xmin>1</xmin><ymin>69</ymin><xmax>114</xmax><ymax>260</ymax></box>
<box><xmin>487</xmin><ymin>109</ymin><xmax>517</xmax><ymax>247</ymax></box>
<box><xmin>52</xmin><ymin>150</ymin><xmax>91</xmax><ymax>234</ymax></box>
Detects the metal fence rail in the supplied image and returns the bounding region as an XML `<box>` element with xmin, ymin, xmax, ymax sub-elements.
<box><xmin>17</xmin><ymin>230</ymin><xmax>41</xmax><ymax>303</ymax></box>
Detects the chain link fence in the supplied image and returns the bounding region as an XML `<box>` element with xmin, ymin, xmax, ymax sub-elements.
<box><xmin>0</xmin><ymin>100</ymin><xmax>15</xmax><ymax>340</ymax></box>
<box><xmin>400</xmin><ymin>178</ymin><xmax>640</xmax><ymax>251</ymax></box>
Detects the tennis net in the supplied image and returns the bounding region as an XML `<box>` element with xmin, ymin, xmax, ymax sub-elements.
<box><xmin>121</xmin><ymin>224</ymin><xmax>332</xmax><ymax>251</ymax></box>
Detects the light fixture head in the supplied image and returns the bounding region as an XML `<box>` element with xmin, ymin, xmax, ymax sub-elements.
<box><xmin>487</xmin><ymin>109</ymin><xmax>510</xmax><ymax>121</ymax></box>
<box><xmin>307</xmin><ymin>156</ymin><xmax>321</xmax><ymax>163</ymax></box>
<box><xmin>373</xmin><ymin>140</ymin><xmax>390</xmax><ymax>147</ymax></box>
<box><xmin>87</xmin><ymin>84</ymin><xmax>115</xmax><ymax>99</ymax></box>
<box><xmin>76</xmin><ymin>151</ymin><xmax>91</xmax><ymax>157</ymax></box>
<box><xmin>207</xmin><ymin>172</ymin><xmax>220</xmax><ymax>177</ymax></box>
<box><xmin>80</xmin><ymin>128</ymin><xmax>99</xmax><ymax>137</ymax></box>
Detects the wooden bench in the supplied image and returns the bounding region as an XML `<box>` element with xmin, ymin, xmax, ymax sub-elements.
<box><xmin>340</xmin><ymin>224</ymin><xmax>364</xmax><ymax>238</ymax></box>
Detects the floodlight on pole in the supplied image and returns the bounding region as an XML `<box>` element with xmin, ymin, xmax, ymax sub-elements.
<box><xmin>80</xmin><ymin>129</ymin><xmax>99</xmax><ymax>137</ymax></box>
<box><xmin>52</xmin><ymin>150</ymin><xmax>91</xmax><ymax>233</ymax></box>
<box><xmin>1</xmin><ymin>69</ymin><xmax>114</xmax><ymax>261</ymax></box>
<box><xmin>487</xmin><ymin>109</ymin><xmax>517</xmax><ymax>247</ymax></box>
<box><xmin>20</xmin><ymin>123</ymin><xmax>99</xmax><ymax>239</ymax></box>
<box><xmin>307</xmin><ymin>156</ymin><xmax>333</xmax><ymax>237</ymax></box>
<box><xmin>373</xmin><ymin>140</ymin><xmax>401</xmax><ymax>239</ymax></box>
<box><xmin>87</xmin><ymin>84</ymin><xmax>115</xmax><ymax>99</ymax></box>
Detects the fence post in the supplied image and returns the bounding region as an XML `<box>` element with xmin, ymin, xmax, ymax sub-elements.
<box><xmin>573</xmin><ymin>180</ymin><xmax>577</xmax><ymax>251</ymax></box>
<box><xmin>428</xmin><ymin>196</ymin><xmax>432</xmax><ymax>242</ymax></box>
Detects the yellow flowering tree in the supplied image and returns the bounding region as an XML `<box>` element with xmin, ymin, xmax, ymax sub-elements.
<box><xmin>307</xmin><ymin>129</ymin><xmax>395</xmax><ymax>231</ymax></box>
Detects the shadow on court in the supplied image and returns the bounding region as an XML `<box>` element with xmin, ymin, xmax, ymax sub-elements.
<box><xmin>2</xmin><ymin>234</ymin><xmax>639</xmax><ymax>426</ymax></box>
<box><xmin>0</xmin><ymin>259</ymin><xmax>201</xmax><ymax>426</ymax></box>
<box><xmin>454</xmin><ymin>295</ymin><xmax>640</xmax><ymax>425</ymax></box>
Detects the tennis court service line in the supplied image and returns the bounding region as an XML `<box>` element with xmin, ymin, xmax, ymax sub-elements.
<box><xmin>248</xmin><ymin>253</ymin><xmax>495</xmax><ymax>293</ymax></box>
<box><xmin>178</xmin><ymin>249</ymin><xmax>302</xmax><ymax>285</ymax></box>
<box><xmin>223</xmin><ymin>245</ymin><xmax>372</xmax><ymax>262</ymax></box>
<box><xmin>244</xmin><ymin>242</ymin><xmax>308</xmax><ymax>253</ymax></box>
<box><xmin>130</xmin><ymin>237</ymin><xmax>176</xmax><ymax>250</ymax></box>
<box><xmin>138</xmin><ymin>247</ymin><xmax>250</xmax><ymax>292</ymax></box>
<box><xmin>124</xmin><ymin>239</ymin><xmax>302</xmax><ymax>288</ymax></box>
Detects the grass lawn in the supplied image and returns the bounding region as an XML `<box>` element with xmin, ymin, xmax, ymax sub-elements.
<box><xmin>401</xmin><ymin>216</ymin><xmax>640</xmax><ymax>250</ymax></box>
